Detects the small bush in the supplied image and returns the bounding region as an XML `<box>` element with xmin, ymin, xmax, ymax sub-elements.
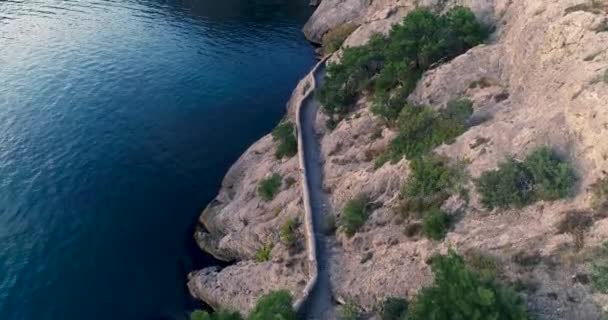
<box><xmin>556</xmin><ymin>210</ymin><xmax>594</xmax><ymax>250</ymax></box>
<box><xmin>258</xmin><ymin>174</ymin><xmax>282</xmax><ymax>201</ymax></box>
<box><xmin>422</xmin><ymin>209</ymin><xmax>449</xmax><ymax>241</ymax></box>
<box><xmin>341</xmin><ymin>198</ymin><xmax>368</xmax><ymax>237</ymax></box>
<box><xmin>591</xmin><ymin>176</ymin><xmax>608</xmax><ymax>209</ymax></box>
<box><xmin>272</xmin><ymin>121</ymin><xmax>297</xmax><ymax>159</ymax></box>
<box><xmin>476</xmin><ymin>159</ymin><xmax>534</xmax><ymax>209</ymax></box>
<box><xmin>322</xmin><ymin>23</ymin><xmax>358</xmax><ymax>54</ymax></box>
<box><xmin>255</xmin><ymin>244</ymin><xmax>273</xmax><ymax>262</ymax></box>
<box><xmin>280</xmin><ymin>218</ymin><xmax>298</xmax><ymax>248</ymax></box>
<box><xmin>524</xmin><ymin>147</ymin><xmax>577</xmax><ymax>200</ymax></box>
<box><xmin>190</xmin><ymin>310</ymin><xmax>243</xmax><ymax>320</ymax></box>
<box><xmin>401</xmin><ymin>156</ymin><xmax>463</xmax><ymax>214</ymax></box>
<box><xmin>591</xmin><ymin>242</ymin><xmax>608</xmax><ymax>294</ymax></box>
<box><xmin>403</xmin><ymin>156</ymin><xmax>458</xmax><ymax>199</ymax></box>
<box><xmin>370</xmin><ymin>89</ymin><xmax>410</xmax><ymax>124</ymax></box>
<box><xmin>408</xmin><ymin>251</ymin><xmax>529</xmax><ymax>320</ymax></box>
<box><xmin>373</xmin><ymin>151</ymin><xmax>393</xmax><ymax>170</ymax></box>
<box><xmin>445</xmin><ymin>98</ymin><xmax>474</xmax><ymax>125</ymax></box>
<box><xmin>380</xmin><ymin>297</ymin><xmax>408</xmax><ymax>320</ymax></box>
<box><xmin>340</xmin><ymin>300</ymin><xmax>361</xmax><ymax>320</ymax></box>
<box><xmin>476</xmin><ymin>147</ymin><xmax>576</xmax><ymax>209</ymax></box>
<box><xmin>385</xmin><ymin>101</ymin><xmax>473</xmax><ymax>161</ymax></box>
<box><xmin>249</xmin><ymin>290</ymin><xmax>297</xmax><ymax>320</ymax></box>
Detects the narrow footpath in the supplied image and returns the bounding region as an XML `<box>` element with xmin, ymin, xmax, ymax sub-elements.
<box><xmin>299</xmin><ymin>63</ymin><xmax>336</xmax><ymax>319</ymax></box>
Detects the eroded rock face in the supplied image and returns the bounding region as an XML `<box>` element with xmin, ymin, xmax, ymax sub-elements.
<box><xmin>190</xmin><ymin>0</ymin><xmax>608</xmax><ymax>318</ymax></box>
<box><xmin>303</xmin><ymin>0</ymin><xmax>370</xmax><ymax>44</ymax></box>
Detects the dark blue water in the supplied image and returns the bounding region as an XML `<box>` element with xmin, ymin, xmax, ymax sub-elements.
<box><xmin>0</xmin><ymin>0</ymin><xmax>315</xmax><ymax>319</ymax></box>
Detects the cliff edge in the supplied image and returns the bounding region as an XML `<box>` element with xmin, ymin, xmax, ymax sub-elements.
<box><xmin>189</xmin><ymin>0</ymin><xmax>608</xmax><ymax>318</ymax></box>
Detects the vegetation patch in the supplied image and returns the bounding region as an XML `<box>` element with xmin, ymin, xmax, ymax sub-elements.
<box><xmin>398</xmin><ymin>155</ymin><xmax>465</xmax><ymax>216</ymax></box>
<box><xmin>591</xmin><ymin>176</ymin><xmax>608</xmax><ymax>210</ymax></box>
<box><xmin>255</xmin><ymin>244</ymin><xmax>273</xmax><ymax>262</ymax></box>
<box><xmin>590</xmin><ymin>242</ymin><xmax>608</xmax><ymax>294</ymax></box>
<box><xmin>322</xmin><ymin>23</ymin><xmax>358</xmax><ymax>54</ymax></box>
<box><xmin>380</xmin><ymin>297</ymin><xmax>408</xmax><ymax>320</ymax></box>
<box><xmin>476</xmin><ymin>147</ymin><xmax>577</xmax><ymax>209</ymax></box>
<box><xmin>341</xmin><ymin>197</ymin><xmax>369</xmax><ymax>237</ymax></box>
<box><xmin>395</xmin><ymin>156</ymin><xmax>467</xmax><ymax>240</ymax></box>
<box><xmin>317</xmin><ymin>7</ymin><xmax>487</xmax><ymax>123</ymax></box>
<box><xmin>374</xmin><ymin>99</ymin><xmax>474</xmax><ymax>169</ymax></box>
<box><xmin>280</xmin><ymin>218</ymin><xmax>298</xmax><ymax>248</ymax></box>
<box><xmin>272</xmin><ymin>121</ymin><xmax>297</xmax><ymax>159</ymax></box>
<box><xmin>190</xmin><ymin>290</ymin><xmax>296</xmax><ymax>320</ymax></box>
<box><xmin>408</xmin><ymin>251</ymin><xmax>529</xmax><ymax>320</ymax></box>
<box><xmin>340</xmin><ymin>300</ymin><xmax>361</xmax><ymax>320</ymax></box>
<box><xmin>389</xmin><ymin>100</ymin><xmax>473</xmax><ymax>161</ymax></box>
<box><xmin>249</xmin><ymin>290</ymin><xmax>297</xmax><ymax>320</ymax></box>
<box><xmin>422</xmin><ymin>208</ymin><xmax>449</xmax><ymax>241</ymax></box>
<box><xmin>258</xmin><ymin>174</ymin><xmax>282</xmax><ymax>201</ymax></box>
<box><xmin>190</xmin><ymin>310</ymin><xmax>242</xmax><ymax>320</ymax></box>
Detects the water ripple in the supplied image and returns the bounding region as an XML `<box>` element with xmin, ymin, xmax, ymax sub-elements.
<box><xmin>0</xmin><ymin>0</ymin><xmax>315</xmax><ymax>319</ymax></box>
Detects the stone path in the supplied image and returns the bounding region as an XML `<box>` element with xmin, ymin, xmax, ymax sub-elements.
<box><xmin>298</xmin><ymin>63</ymin><xmax>336</xmax><ymax>319</ymax></box>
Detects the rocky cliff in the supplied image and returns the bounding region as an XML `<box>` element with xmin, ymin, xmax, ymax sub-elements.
<box><xmin>188</xmin><ymin>0</ymin><xmax>608</xmax><ymax>318</ymax></box>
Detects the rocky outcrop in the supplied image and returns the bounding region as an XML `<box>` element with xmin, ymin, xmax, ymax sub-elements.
<box><xmin>190</xmin><ymin>0</ymin><xmax>608</xmax><ymax>318</ymax></box>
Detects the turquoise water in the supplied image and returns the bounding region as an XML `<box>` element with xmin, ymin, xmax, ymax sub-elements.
<box><xmin>0</xmin><ymin>0</ymin><xmax>315</xmax><ymax>319</ymax></box>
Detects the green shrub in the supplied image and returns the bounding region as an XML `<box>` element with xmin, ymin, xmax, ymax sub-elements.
<box><xmin>272</xmin><ymin>121</ymin><xmax>297</xmax><ymax>159</ymax></box>
<box><xmin>322</xmin><ymin>23</ymin><xmax>358</xmax><ymax>54</ymax></box>
<box><xmin>316</xmin><ymin>34</ymin><xmax>385</xmax><ymax>116</ymax></box>
<box><xmin>401</xmin><ymin>156</ymin><xmax>462</xmax><ymax>214</ymax></box>
<box><xmin>190</xmin><ymin>310</ymin><xmax>243</xmax><ymax>320</ymax></box>
<box><xmin>255</xmin><ymin>244</ymin><xmax>273</xmax><ymax>262</ymax></box>
<box><xmin>408</xmin><ymin>251</ymin><xmax>529</xmax><ymax>320</ymax></box>
<box><xmin>341</xmin><ymin>198</ymin><xmax>368</xmax><ymax>236</ymax></box>
<box><xmin>422</xmin><ymin>208</ymin><xmax>449</xmax><ymax>241</ymax></box>
<box><xmin>445</xmin><ymin>98</ymin><xmax>474</xmax><ymax>124</ymax></box>
<box><xmin>280</xmin><ymin>218</ymin><xmax>298</xmax><ymax>248</ymax></box>
<box><xmin>258</xmin><ymin>174</ymin><xmax>282</xmax><ymax>201</ymax></box>
<box><xmin>524</xmin><ymin>147</ymin><xmax>577</xmax><ymax>200</ymax></box>
<box><xmin>340</xmin><ymin>300</ymin><xmax>361</xmax><ymax>320</ymax></box>
<box><xmin>591</xmin><ymin>242</ymin><xmax>608</xmax><ymax>294</ymax></box>
<box><xmin>591</xmin><ymin>176</ymin><xmax>608</xmax><ymax>209</ymax></box>
<box><xmin>403</xmin><ymin>156</ymin><xmax>458</xmax><ymax>198</ymax></box>
<box><xmin>370</xmin><ymin>90</ymin><xmax>410</xmax><ymax>124</ymax></box>
<box><xmin>380</xmin><ymin>297</ymin><xmax>408</xmax><ymax>320</ymax></box>
<box><xmin>373</xmin><ymin>150</ymin><xmax>393</xmax><ymax>170</ymax></box>
<box><xmin>248</xmin><ymin>290</ymin><xmax>297</xmax><ymax>320</ymax></box>
<box><xmin>318</xmin><ymin>7</ymin><xmax>486</xmax><ymax>121</ymax></box>
<box><xmin>476</xmin><ymin>159</ymin><xmax>534</xmax><ymax>209</ymax></box>
<box><xmin>384</xmin><ymin>101</ymin><xmax>473</xmax><ymax>162</ymax></box>
<box><xmin>476</xmin><ymin>147</ymin><xmax>576</xmax><ymax>209</ymax></box>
